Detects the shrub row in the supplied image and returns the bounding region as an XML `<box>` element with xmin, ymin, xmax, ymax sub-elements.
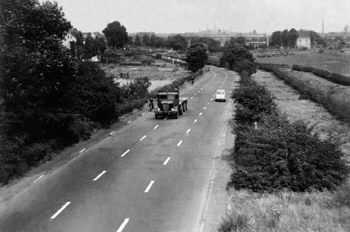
<box><xmin>259</xmin><ymin>63</ymin><xmax>350</xmax><ymax>124</ymax></box>
<box><xmin>229</xmin><ymin>73</ymin><xmax>349</xmax><ymax>192</ymax></box>
<box><xmin>292</xmin><ymin>64</ymin><xmax>350</xmax><ymax>86</ymax></box>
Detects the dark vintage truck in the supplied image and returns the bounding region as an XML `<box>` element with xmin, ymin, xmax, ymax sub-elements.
<box><xmin>154</xmin><ymin>89</ymin><xmax>188</xmax><ymax>119</ymax></box>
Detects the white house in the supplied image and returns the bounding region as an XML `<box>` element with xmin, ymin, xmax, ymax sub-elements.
<box><xmin>296</xmin><ymin>36</ymin><xmax>311</xmax><ymax>49</ymax></box>
<box><xmin>62</xmin><ymin>32</ymin><xmax>76</xmax><ymax>49</ymax></box>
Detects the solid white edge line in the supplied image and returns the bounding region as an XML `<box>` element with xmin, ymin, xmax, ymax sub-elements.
<box><xmin>93</xmin><ymin>170</ymin><xmax>107</xmax><ymax>181</ymax></box>
<box><xmin>177</xmin><ymin>140</ymin><xmax>183</xmax><ymax>147</ymax></box>
<box><xmin>140</xmin><ymin>135</ymin><xmax>147</xmax><ymax>141</ymax></box>
<box><xmin>186</xmin><ymin>128</ymin><xmax>191</xmax><ymax>134</ymax></box>
<box><xmin>33</xmin><ymin>175</ymin><xmax>44</xmax><ymax>183</ymax></box>
<box><xmin>163</xmin><ymin>157</ymin><xmax>171</xmax><ymax>165</ymax></box>
<box><xmin>116</xmin><ymin>218</ymin><xmax>130</xmax><ymax>232</ymax></box>
<box><xmin>144</xmin><ymin>180</ymin><xmax>155</xmax><ymax>193</ymax></box>
<box><xmin>121</xmin><ymin>149</ymin><xmax>130</xmax><ymax>157</ymax></box>
<box><xmin>154</xmin><ymin>125</ymin><xmax>159</xmax><ymax>129</ymax></box>
<box><xmin>79</xmin><ymin>148</ymin><xmax>86</xmax><ymax>153</ymax></box>
<box><xmin>50</xmin><ymin>202</ymin><xmax>71</xmax><ymax>220</ymax></box>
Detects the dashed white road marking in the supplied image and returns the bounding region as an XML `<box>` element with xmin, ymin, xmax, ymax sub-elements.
<box><xmin>210</xmin><ymin>98</ymin><xmax>213</xmax><ymax>101</ymax></box>
<box><xmin>207</xmin><ymin>102</ymin><xmax>210</xmax><ymax>105</ymax></box>
<box><xmin>33</xmin><ymin>175</ymin><xmax>44</xmax><ymax>183</ymax></box>
<box><xmin>223</xmin><ymin>133</ymin><xmax>226</xmax><ymax>137</ymax></box>
<box><xmin>186</xmin><ymin>128</ymin><xmax>191</xmax><ymax>134</ymax></box>
<box><xmin>163</xmin><ymin>157</ymin><xmax>171</xmax><ymax>165</ymax></box>
<box><xmin>116</xmin><ymin>218</ymin><xmax>130</xmax><ymax>232</ymax></box>
<box><xmin>177</xmin><ymin>140</ymin><xmax>183</xmax><ymax>147</ymax></box>
<box><xmin>79</xmin><ymin>148</ymin><xmax>86</xmax><ymax>153</ymax></box>
<box><xmin>140</xmin><ymin>135</ymin><xmax>147</xmax><ymax>141</ymax></box>
<box><xmin>154</xmin><ymin>125</ymin><xmax>159</xmax><ymax>129</ymax></box>
<box><xmin>194</xmin><ymin>93</ymin><xmax>197</xmax><ymax>96</ymax></box>
<box><xmin>141</xmin><ymin>112</ymin><xmax>145</xmax><ymax>116</ymax></box>
<box><xmin>50</xmin><ymin>202</ymin><xmax>71</xmax><ymax>220</ymax></box>
<box><xmin>194</xmin><ymin>119</ymin><xmax>198</xmax><ymax>123</ymax></box>
<box><xmin>191</xmin><ymin>97</ymin><xmax>194</xmax><ymax>99</ymax></box>
<box><xmin>144</xmin><ymin>180</ymin><xmax>155</xmax><ymax>193</ymax></box>
<box><xmin>203</xmin><ymin>107</ymin><xmax>207</xmax><ymax>110</ymax></box>
<box><xmin>199</xmin><ymin>112</ymin><xmax>203</xmax><ymax>116</ymax></box>
<box><xmin>93</xmin><ymin>170</ymin><xmax>106</xmax><ymax>181</ymax></box>
<box><xmin>121</xmin><ymin>149</ymin><xmax>130</xmax><ymax>157</ymax></box>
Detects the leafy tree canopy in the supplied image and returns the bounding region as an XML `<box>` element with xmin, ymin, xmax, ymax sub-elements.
<box><xmin>186</xmin><ymin>43</ymin><xmax>208</xmax><ymax>72</ymax></box>
<box><xmin>167</xmin><ymin>34</ymin><xmax>188</xmax><ymax>51</ymax></box>
<box><xmin>102</xmin><ymin>21</ymin><xmax>128</xmax><ymax>49</ymax></box>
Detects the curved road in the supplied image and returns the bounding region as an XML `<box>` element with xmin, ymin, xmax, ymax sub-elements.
<box><xmin>0</xmin><ymin>66</ymin><xmax>239</xmax><ymax>232</ymax></box>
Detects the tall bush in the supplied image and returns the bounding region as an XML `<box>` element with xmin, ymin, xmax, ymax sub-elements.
<box><xmin>230</xmin><ymin>72</ymin><xmax>349</xmax><ymax>192</ymax></box>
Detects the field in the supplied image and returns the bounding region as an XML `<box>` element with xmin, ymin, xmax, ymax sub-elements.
<box><xmin>256</xmin><ymin>50</ymin><xmax>350</xmax><ymax>76</ymax></box>
<box><xmin>221</xmin><ymin>70</ymin><xmax>350</xmax><ymax>231</ymax></box>
<box><xmin>100</xmin><ymin>60</ymin><xmax>190</xmax><ymax>91</ymax></box>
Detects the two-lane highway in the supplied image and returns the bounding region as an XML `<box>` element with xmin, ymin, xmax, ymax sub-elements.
<box><xmin>0</xmin><ymin>66</ymin><xmax>239</xmax><ymax>232</ymax></box>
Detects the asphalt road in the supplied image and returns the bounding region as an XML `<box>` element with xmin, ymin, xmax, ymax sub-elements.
<box><xmin>0</xmin><ymin>66</ymin><xmax>238</xmax><ymax>232</ymax></box>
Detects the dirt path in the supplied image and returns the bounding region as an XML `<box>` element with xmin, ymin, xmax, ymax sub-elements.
<box><xmin>253</xmin><ymin>70</ymin><xmax>350</xmax><ymax>163</ymax></box>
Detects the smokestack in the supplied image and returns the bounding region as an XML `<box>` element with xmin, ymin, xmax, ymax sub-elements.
<box><xmin>322</xmin><ymin>17</ymin><xmax>324</xmax><ymax>34</ymax></box>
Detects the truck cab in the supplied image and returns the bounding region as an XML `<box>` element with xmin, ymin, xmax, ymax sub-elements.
<box><xmin>154</xmin><ymin>90</ymin><xmax>188</xmax><ymax>119</ymax></box>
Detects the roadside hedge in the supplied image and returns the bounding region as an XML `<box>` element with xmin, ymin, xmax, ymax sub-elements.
<box><xmin>259</xmin><ymin>63</ymin><xmax>350</xmax><ymax>124</ymax></box>
<box><xmin>229</xmin><ymin>73</ymin><xmax>349</xmax><ymax>192</ymax></box>
<box><xmin>292</xmin><ymin>64</ymin><xmax>350</xmax><ymax>86</ymax></box>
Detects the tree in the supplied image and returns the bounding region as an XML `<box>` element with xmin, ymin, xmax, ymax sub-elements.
<box><xmin>102</xmin><ymin>21</ymin><xmax>128</xmax><ymax>49</ymax></box>
<box><xmin>0</xmin><ymin>0</ymin><xmax>121</xmax><ymax>183</ymax></box>
<box><xmin>134</xmin><ymin>34</ymin><xmax>141</xmax><ymax>46</ymax></box>
<box><xmin>270</xmin><ymin>31</ymin><xmax>282</xmax><ymax>47</ymax></box>
<box><xmin>83</xmin><ymin>33</ymin><xmax>95</xmax><ymax>59</ymax></box>
<box><xmin>220</xmin><ymin>43</ymin><xmax>256</xmax><ymax>75</ymax></box>
<box><xmin>235</xmin><ymin>37</ymin><xmax>246</xmax><ymax>47</ymax></box>
<box><xmin>282</xmin><ymin>29</ymin><xmax>289</xmax><ymax>48</ymax></box>
<box><xmin>186</xmin><ymin>43</ymin><xmax>208</xmax><ymax>72</ymax></box>
<box><xmin>191</xmin><ymin>37</ymin><xmax>221</xmax><ymax>52</ymax></box>
<box><xmin>288</xmin><ymin>28</ymin><xmax>298</xmax><ymax>48</ymax></box>
<box><xmin>167</xmin><ymin>34</ymin><xmax>188</xmax><ymax>51</ymax></box>
<box><xmin>142</xmin><ymin>34</ymin><xmax>150</xmax><ymax>46</ymax></box>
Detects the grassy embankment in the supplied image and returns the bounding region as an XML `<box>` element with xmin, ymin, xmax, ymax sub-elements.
<box><xmin>219</xmin><ymin>70</ymin><xmax>350</xmax><ymax>231</ymax></box>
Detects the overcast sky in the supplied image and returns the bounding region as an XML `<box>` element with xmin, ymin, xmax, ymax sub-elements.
<box><xmin>50</xmin><ymin>0</ymin><xmax>350</xmax><ymax>34</ymax></box>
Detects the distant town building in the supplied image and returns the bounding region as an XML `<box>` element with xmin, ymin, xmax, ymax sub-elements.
<box><xmin>62</xmin><ymin>32</ymin><xmax>76</xmax><ymax>48</ymax></box>
<box><xmin>296</xmin><ymin>35</ymin><xmax>311</xmax><ymax>49</ymax></box>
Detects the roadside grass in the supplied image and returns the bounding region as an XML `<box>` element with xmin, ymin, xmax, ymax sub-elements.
<box><xmin>221</xmin><ymin>69</ymin><xmax>350</xmax><ymax>231</ymax></box>
<box><xmin>220</xmin><ymin>181</ymin><xmax>350</xmax><ymax>232</ymax></box>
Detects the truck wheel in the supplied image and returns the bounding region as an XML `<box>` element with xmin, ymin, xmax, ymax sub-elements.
<box><xmin>174</xmin><ymin>112</ymin><xmax>178</xmax><ymax>119</ymax></box>
<box><xmin>184</xmin><ymin>102</ymin><xmax>188</xmax><ymax>111</ymax></box>
<box><xmin>182</xmin><ymin>103</ymin><xmax>186</xmax><ymax>112</ymax></box>
<box><xmin>155</xmin><ymin>114</ymin><xmax>159</xmax><ymax>119</ymax></box>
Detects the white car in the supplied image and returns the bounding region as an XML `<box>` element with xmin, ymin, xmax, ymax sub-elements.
<box><xmin>215</xmin><ymin>89</ymin><xmax>226</xmax><ymax>102</ymax></box>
